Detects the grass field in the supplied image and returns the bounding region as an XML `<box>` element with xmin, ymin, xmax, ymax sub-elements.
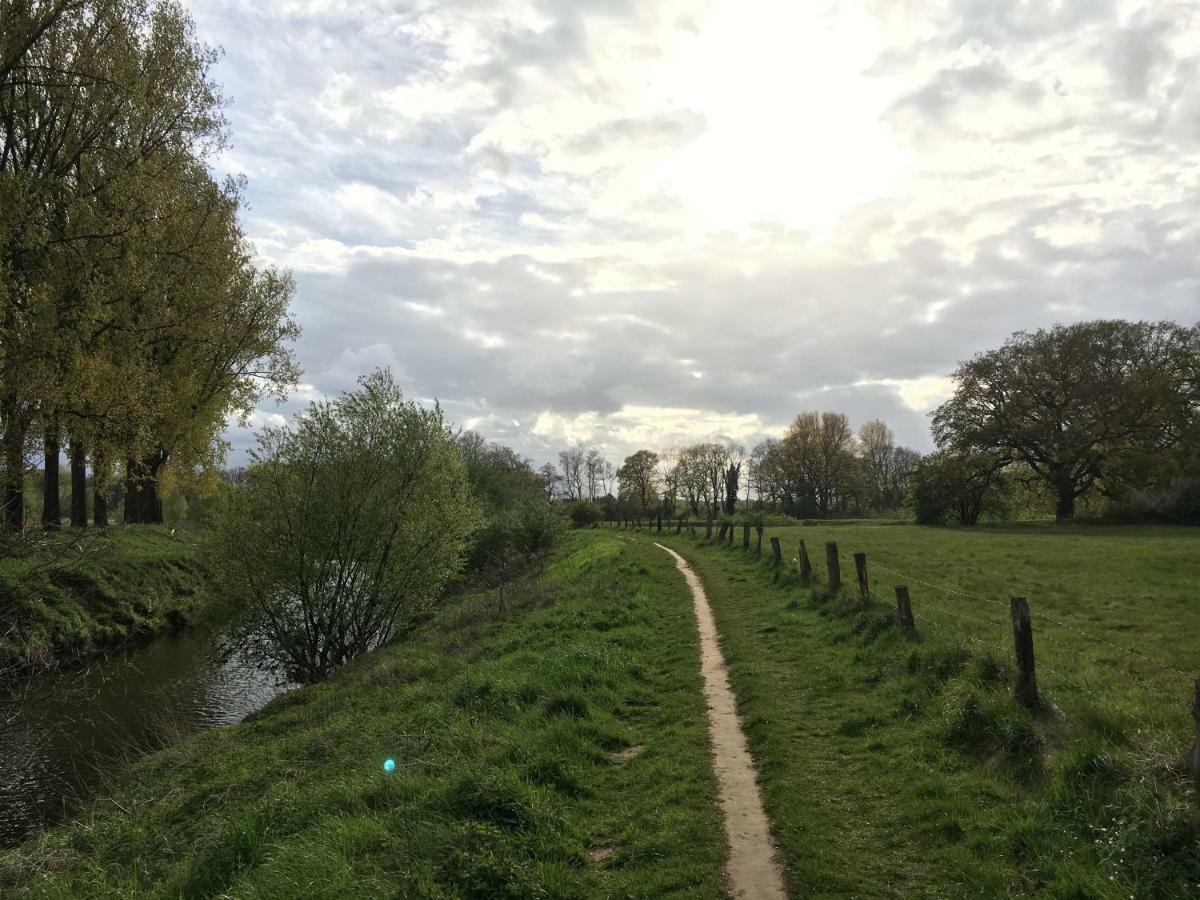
<box><xmin>0</xmin><ymin>527</ymin><xmax>208</xmax><ymax>674</ymax></box>
<box><xmin>757</xmin><ymin>523</ymin><xmax>1200</xmax><ymax>716</ymax></box>
<box><xmin>0</xmin><ymin>531</ymin><xmax>727</xmax><ymax>898</ymax></box>
<box><xmin>645</xmin><ymin>523</ymin><xmax>1200</xmax><ymax>898</ymax></box>
<box><xmin>5</xmin><ymin>524</ymin><xmax>1198</xmax><ymax>897</ymax></box>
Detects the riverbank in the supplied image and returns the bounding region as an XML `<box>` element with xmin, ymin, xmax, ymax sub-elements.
<box><xmin>1</xmin><ymin>531</ymin><xmax>727</xmax><ymax>897</ymax></box>
<box><xmin>0</xmin><ymin>528</ymin><xmax>210</xmax><ymax>676</ymax></box>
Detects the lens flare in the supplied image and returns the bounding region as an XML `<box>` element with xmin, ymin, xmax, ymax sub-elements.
<box><xmin>383</xmin><ymin>758</ymin><xmax>396</xmax><ymax>772</ymax></box>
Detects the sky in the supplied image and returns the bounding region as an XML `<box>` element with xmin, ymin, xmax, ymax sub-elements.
<box><xmin>188</xmin><ymin>0</ymin><xmax>1200</xmax><ymax>468</ymax></box>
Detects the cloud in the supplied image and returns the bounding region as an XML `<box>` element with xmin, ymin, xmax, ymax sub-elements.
<box><xmin>186</xmin><ymin>0</ymin><xmax>1200</xmax><ymax>469</ymax></box>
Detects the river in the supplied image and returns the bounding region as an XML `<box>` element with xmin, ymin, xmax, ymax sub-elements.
<box><xmin>0</xmin><ymin>629</ymin><xmax>291</xmax><ymax>846</ymax></box>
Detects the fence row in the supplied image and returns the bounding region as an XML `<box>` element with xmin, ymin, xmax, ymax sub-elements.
<box><xmin>612</xmin><ymin>516</ymin><xmax>1200</xmax><ymax>786</ymax></box>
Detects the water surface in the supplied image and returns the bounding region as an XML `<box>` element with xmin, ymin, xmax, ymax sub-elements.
<box><xmin>1</xmin><ymin>630</ymin><xmax>290</xmax><ymax>845</ymax></box>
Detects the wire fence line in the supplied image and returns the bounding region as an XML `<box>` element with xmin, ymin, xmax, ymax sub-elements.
<box><xmin>622</xmin><ymin>521</ymin><xmax>1195</xmax><ymax>723</ymax></box>
<box><xmin>866</xmin><ymin>558</ymin><xmax>1190</xmax><ymax>683</ymax></box>
<box><xmin>870</xmin><ymin>560</ymin><xmax>1008</xmax><ymax>609</ymax></box>
<box><xmin>736</xmin><ymin>530</ymin><xmax>1195</xmax><ymax>767</ymax></box>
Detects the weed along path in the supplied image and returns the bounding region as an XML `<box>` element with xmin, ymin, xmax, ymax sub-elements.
<box><xmin>654</xmin><ymin>542</ymin><xmax>788</xmax><ymax>900</ymax></box>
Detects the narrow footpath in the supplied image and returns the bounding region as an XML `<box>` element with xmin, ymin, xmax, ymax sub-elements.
<box><xmin>654</xmin><ymin>542</ymin><xmax>788</xmax><ymax>900</ymax></box>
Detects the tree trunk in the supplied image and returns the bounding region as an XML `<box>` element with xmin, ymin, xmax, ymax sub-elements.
<box><xmin>1054</xmin><ymin>483</ymin><xmax>1075</xmax><ymax>522</ymax></box>
<box><xmin>92</xmin><ymin>451</ymin><xmax>109</xmax><ymax>527</ymax></box>
<box><xmin>94</xmin><ymin>486</ymin><xmax>108</xmax><ymax>527</ymax></box>
<box><xmin>124</xmin><ymin>457</ymin><xmax>138</xmax><ymax>524</ymax></box>
<box><xmin>69</xmin><ymin>440</ymin><xmax>87</xmax><ymax>528</ymax></box>
<box><xmin>42</xmin><ymin>433</ymin><xmax>61</xmax><ymax>530</ymax></box>
<box><xmin>3</xmin><ymin>423</ymin><xmax>25</xmax><ymax>533</ymax></box>
<box><xmin>125</xmin><ymin>451</ymin><xmax>166</xmax><ymax>524</ymax></box>
<box><xmin>724</xmin><ymin>464</ymin><xmax>740</xmax><ymax>515</ymax></box>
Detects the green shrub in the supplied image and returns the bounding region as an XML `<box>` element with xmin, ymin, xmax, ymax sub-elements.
<box><xmin>213</xmin><ymin>370</ymin><xmax>479</xmax><ymax>683</ymax></box>
<box><xmin>567</xmin><ymin>501</ymin><xmax>603</xmax><ymax>529</ymax></box>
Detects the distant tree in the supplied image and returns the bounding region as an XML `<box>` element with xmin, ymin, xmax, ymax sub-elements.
<box><xmin>584</xmin><ymin>448</ymin><xmax>610</xmax><ymax>501</ymax></box>
<box><xmin>857</xmin><ymin>420</ymin><xmax>921</xmax><ymax>512</ymax></box>
<box><xmin>214</xmin><ymin>370</ymin><xmax>478</xmax><ymax>683</ymax></box>
<box><xmin>933</xmin><ymin>320</ymin><xmax>1200</xmax><ymax>521</ymax></box>
<box><xmin>912</xmin><ymin>450</ymin><xmax>1009</xmax><ymax>526</ymax></box>
<box><xmin>658</xmin><ymin>449</ymin><xmax>680</xmax><ymax>517</ymax></box>
<box><xmin>723</xmin><ymin>458</ymin><xmax>741</xmax><ymax>515</ymax></box>
<box><xmin>567</xmin><ymin>500</ymin><xmax>603</xmax><ymax>528</ymax></box>
<box><xmin>617</xmin><ymin>449</ymin><xmax>660</xmax><ymax>513</ymax></box>
<box><xmin>675</xmin><ymin>444</ymin><xmax>707</xmax><ymax>515</ymax></box>
<box><xmin>537</xmin><ymin>463</ymin><xmax>562</xmax><ymax>502</ymax></box>
<box><xmin>859</xmin><ymin>419</ymin><xmax>895</xmax><ymax>510</ymax></box>
<box><xmin>600</xmin><ymin>459</ymin><xmax>617</xmax><ymax>497</ymax></box>
<box><xmin>557</xmin><ymin>447</ymin><xmax>585</xmax><ymax>501</ymax></box>
<box><xmin>888</xmin><ymin>447</ymin><xmax>922</xmax><ymax>509</ymax></box>
<box><xmin>780</xmin><ymin>412</ymin><xmax>857</xmax><ymax>515</ymax></box>
<box><xmin>457</xmin><ymin>431</ymin><xmax>541</xmax><ymax>511</ymax></box>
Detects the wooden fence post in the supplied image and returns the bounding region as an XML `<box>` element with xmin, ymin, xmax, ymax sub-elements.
<box><xmin>854</xmin><ymin>552</ymin><xmax>869</xmax><ymax>602</ymax></box>
<box><xmin>1010</xmin><ymin>597</ymin><xmax>1039</xmax><ymax>708</ymax></box>
<box><xmin>742</xmin><ymin>524</ymin><xmax>751</xmax><ymax>550</ymax></box>
<box><xmin>770</xmin><ymin>536</ymin><xmax>782</xmax><ymax>567</ymax></box>
<box><xmin>656</xmin><ymin>515</ymin><xmax>662</xmax><ymax>533</ymax></box>
<box><xmin>1190</xmin><ymin>679</ymin><xmax>1200</xmax><ymax>784</ymax></box>
<box><xmin>825</xmin><ymin>542</ymin><xmax>841</xmax><ymax>590</ymax></box>
<box><xmin>755</xmin><ymin>525</ymin><xmax>764</xmax><ymax>555</ymax></box>
<box><xmin>798</xmin><ymin>540</ymin><xmax>813</xmax><ymax>585</ymax></box>
<box><xmin>895</xmin><ymin>586</ymin><xmax>915</xmax><ymax>633</ymax></box>
<box><xmin>717</xmin><ymin>523</ymin><xmax>726</xmax><ymax>542</ymax></box>
<box><xmin>705</xmin><ymin>518</ymin><xmax>713</xmax><ymax>540</ymax></box>
<box><xmin>728</xmin><ymin>526</ymin><xmax>735</xmax><ymax>546</ymax></box>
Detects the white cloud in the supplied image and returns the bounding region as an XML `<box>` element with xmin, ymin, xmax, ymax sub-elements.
<box><xmin>186</xmin><ymin>0</ymin><xmax>1200</xmax><ymax>467</ymax></box>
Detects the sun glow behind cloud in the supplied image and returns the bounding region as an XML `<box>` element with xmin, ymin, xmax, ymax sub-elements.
<box><xmin>196</xmin><ymin>0</ymin><xmax>1200</xmax><ymax>466</ymax></box>
<box><xmin>651</xmin><ymin>0</ymin><xmax>909</xmax><ymax>236</ymax></box>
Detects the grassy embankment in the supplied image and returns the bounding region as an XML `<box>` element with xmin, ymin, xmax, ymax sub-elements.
<box><xmin>0</xmin><ymin>527</ymin><xmax>208</xmax><ymax>674</ymax></box>
<box><xmin>1</xmin><ymin>530</ymin><xmax>726</xmax><ymax>899</ymax></box>
<box><xmin>646</xmin><ymin>523</ymin><xmax>1200</xmax><ymax>898</ymax></box>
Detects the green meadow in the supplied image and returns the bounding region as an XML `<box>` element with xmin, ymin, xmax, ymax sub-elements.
<box><xmin>647</xmin><ymin>523</ymin><xmax>1200</xmax><ymax>898</ymax></box>
<box><xmin>5</xmin><ymin>524</ymin><xmax>1199</xmax><ymax>898</ymax></box>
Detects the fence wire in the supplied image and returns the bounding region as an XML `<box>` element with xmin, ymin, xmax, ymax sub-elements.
<box><xmin>867</xmin><ymin>558</ymin><xmax>1190</xmax><ymax>684</ymax></box>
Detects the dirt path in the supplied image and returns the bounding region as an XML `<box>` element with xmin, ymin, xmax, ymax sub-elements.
<box><xmin>654</xmin><ymin>543</ymin><xmax>788</xmax><ymax>900</ymax></box>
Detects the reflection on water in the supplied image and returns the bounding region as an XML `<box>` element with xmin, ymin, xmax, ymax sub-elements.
<box><xmin>0</xmin><ymin>630</ymin><xmax>290</xmax><ymax>846</ymax></box>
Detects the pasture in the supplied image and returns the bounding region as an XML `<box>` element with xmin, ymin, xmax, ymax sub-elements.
<box><xmin>645</xmin><ymin>522</ymin><xmax>1200</xmax><ymax>897</ymax></box>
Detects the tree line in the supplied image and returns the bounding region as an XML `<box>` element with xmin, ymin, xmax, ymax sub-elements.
<box><xmin>545</xmin><ymin>319</ymin><xmax>1199</xmax><ymax>525</ymax></box>
<box><xmin>543</xmin><ymin>417</ymin><xmax>921</xmax><ymax>523</ymax></box>
<box><xmin>0</xmin><ymin>0</ymin><xmax>298</xmax><ymax>533</ymax></box>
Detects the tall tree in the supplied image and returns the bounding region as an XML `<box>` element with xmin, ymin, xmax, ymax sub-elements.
<box><xmin>780</xmin><ymin>412</ymin><xmax>857</xmax><ymax>515</ymax></box>
<box><xmin>723</xmin><ymin>451</ymin><xmax>743</xmax><ymax>514</ymax></box>
<box><xmin>859</xmin><ymin>419</ymin><xmax>895</xmax><ymax>510</ymax></box>
<box><xmin>584</xmin><ymin>448</ymin><xmax>609</xmax><ymax>501</ymax></box>
<box><xmin>933</xmin><ymin>320</ymin><xmax>1200</xmax><ymax>520</ymax></box>
<box><xmin>537</xmin><ymin>462</ymin><xmax>561</xmax><ymax>502</ymax></box>
<box><xmin>617</xmin><ymin>449</ymin><xmax>659</xmax><ymax>513</ymax></box>
<box><xmin>0</xmin><ymin>0</ymin><xmax>228</xmax><ymax>530</ymax></box>
<box><xmin>557</xmin><ymin>446</ymin><xmax>584</xmax><ymax>501</ymax></box>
